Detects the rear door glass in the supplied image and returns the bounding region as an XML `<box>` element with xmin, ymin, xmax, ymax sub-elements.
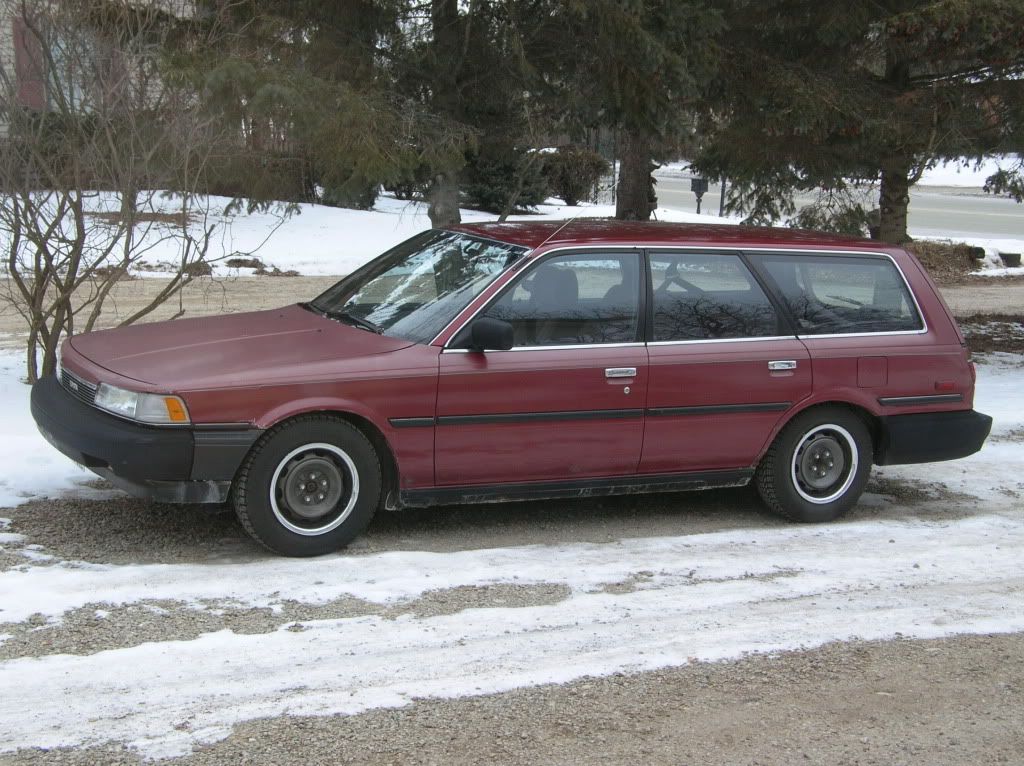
<box><xmin>649</xmin><ymin>253</ymin><xmax>781</xmax><ymax>341</ymax></box>
<box><xmin>754</xmin><ymin>254</ymin><xmax>923</xmax><ymax>335</ymax></box>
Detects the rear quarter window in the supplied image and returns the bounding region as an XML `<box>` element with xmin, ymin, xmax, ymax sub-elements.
<box><xmin>754</xmin><ymin>253</ymin><xmax>923</xmax><ymax>335</ymax></box>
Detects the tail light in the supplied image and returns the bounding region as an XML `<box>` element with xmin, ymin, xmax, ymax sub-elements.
<box><xmin>963</xmin><ymin>342</ymin><xmax>976</xmax><ymax>383</ymax></box>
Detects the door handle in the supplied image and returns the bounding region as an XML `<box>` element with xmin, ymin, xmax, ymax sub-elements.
<box><xmin>768</xmin><ymin>360</ymin><xmax>797</xmax><ymax>371</ymax></box>
<box><xmin>605</xmin><ymin>367</ymin><xmax>636</xmax><ymax>379</ymax></box>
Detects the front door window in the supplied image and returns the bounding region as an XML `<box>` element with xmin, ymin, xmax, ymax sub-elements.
<box><xmin>477</xmin><ymin>254</ymin><xmax>642</xmax><ymax>347</ymax></box>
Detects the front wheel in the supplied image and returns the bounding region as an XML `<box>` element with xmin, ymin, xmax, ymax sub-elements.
<box><xmin>233</xmin><ymin>415</ymin><xmax>381</xmax><ymax>556</ymax></box>
<box><xmin>756</xmin><ymin>407</ymin><xmax>873</xmax><ymax>523</ymax></box>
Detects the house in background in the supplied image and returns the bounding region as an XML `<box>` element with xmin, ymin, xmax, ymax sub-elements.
<box><xmin>1</xmin><ymin>0</ymin><xmax>47</xmax><ymax>137</ymax></box>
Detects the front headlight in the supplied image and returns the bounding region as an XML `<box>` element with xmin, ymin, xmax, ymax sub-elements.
<box><xmin>94</xmin><ymin>383</ymin><xmax>190</xmax><ymax>424</ymax></box>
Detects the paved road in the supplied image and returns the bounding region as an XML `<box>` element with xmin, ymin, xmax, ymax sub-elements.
<box><xmin>655</xmin><ymin>172</ymin><xmax>1024</xmax><ymax>240</ymax></box>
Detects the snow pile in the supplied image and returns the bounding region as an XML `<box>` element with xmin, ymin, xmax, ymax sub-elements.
<box><xmin>0</xmin><ymin>354</ymin><xmax>89</xmax><ymax>507</ymax></box>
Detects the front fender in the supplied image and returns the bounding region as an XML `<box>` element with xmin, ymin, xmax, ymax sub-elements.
<box><xmin>254</xmin><ymin>396</ymin><xmax>388</xmax><ymax>433</ymax></box>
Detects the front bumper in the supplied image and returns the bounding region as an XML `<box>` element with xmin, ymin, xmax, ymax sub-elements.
<box><xmin>31</xmin><ymin>375</ymin><xmax>261</xmax><ymax>503</ymax></box>
<box><xmin>875</xmin><ymin>409</ymin><xmax>993</xmax><ymax>466</ymax></box>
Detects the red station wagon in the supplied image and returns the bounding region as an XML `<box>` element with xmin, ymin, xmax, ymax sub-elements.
<box><xmin>32</xmin><ymin>221</ymin><xmax>992</xmax><ymax>556</ymax></box>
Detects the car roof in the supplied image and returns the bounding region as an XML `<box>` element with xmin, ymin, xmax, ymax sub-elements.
<box><xmin>449</xmin><ymin>219</ymin><xmax>892</xmax><ymax>252</ymax></box>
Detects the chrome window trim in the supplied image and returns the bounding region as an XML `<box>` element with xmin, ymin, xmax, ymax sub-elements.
<box><xmin>797</xmin><ymin>329</ymin><xmax>927</xmax><ymax>340</ymax></box>
<box><xmin>647</xmin><ymin>335</ymin><xmax>797</xmax><ymax>347</ymax></box>
<box><xmin>434</xmin><ymin>243</ymin><xmax>929</xmax><ymax>348</ymax></box>
<box><xmin>748</xmin><ymin>248</ymin><xmax>928</xmax><ymax>338</ymax></box>
<box><xmin>442</xmin><ymin>342</ymin><xmax>646</xmax><ymax>354</ymax></box>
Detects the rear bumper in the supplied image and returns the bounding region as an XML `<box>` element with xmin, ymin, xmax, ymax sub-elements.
<box><xmin>30</xmin><ymin>375</ymin><xmax>260</xmax><ymax>503</ymax></box>
<box><xmin>875</xmin><ymin>409</ymin><xmax>993</xmax><ymax>466</ymax></box>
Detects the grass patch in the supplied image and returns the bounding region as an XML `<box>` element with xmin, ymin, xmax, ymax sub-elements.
<box><xmin>89</xmin><ymin>210</ymin><xmax>194</xmax><ymax>227</ymax></box>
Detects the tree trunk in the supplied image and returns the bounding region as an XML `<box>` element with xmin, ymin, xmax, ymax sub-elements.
<box><xmin>427</xmin><ymin>0</ymin><xmax>464</xmax><ymax>230</ymax></box>
<box><xmin>428</xmin><ymin>171</ymin><xmax>461</xmax><ymax>228</ymax></box>
<box><xmin>616</xmin><ymin>128</ymin><xmax>654</xmax><ymax>221</ymax></box>
<box><xmin>878</xmin><ymin>157</ymin><xmax>912</xmax><ymax>244</ymax></box>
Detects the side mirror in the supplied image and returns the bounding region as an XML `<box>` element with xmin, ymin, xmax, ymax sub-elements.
<box><xmin>468</xmin><ymin>317</ymin><xmax>513</xmax><ymax>352</ymax></box>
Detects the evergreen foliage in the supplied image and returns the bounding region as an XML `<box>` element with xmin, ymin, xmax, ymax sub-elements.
<box><xmin>692</xmin><ymin>0</ymin><xmax>1024</xmax><ymax>242</ymax></box>
<box><xmin>463</xmin><ymin>145</ymin><xmax>548</xmax><ymax>214</ymax></box>
<box><xmin>543</xmin><ymin>147</ymin><xmax>611</xmax><ymax>206</ymax></box>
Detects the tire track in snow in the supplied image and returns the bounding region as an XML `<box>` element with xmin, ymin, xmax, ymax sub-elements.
<box><xmin>0</xmin><ymin>510</ymin><xmax>1022</xmax><ymax>759</ymax></box>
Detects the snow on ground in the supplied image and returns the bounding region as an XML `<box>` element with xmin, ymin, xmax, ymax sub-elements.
<box><xmin>198</xmin><ymin>194</ymin><xmax>736</xmax><ymax>277</ymax></box>
<box><xmin>918</xmin><ymin>155</ymin><xmax>1019</xmax><ymax>188</ymax></box>
<box><xmin>0</xmin><ymin>354</ymin><xmax>90</xmax><ymax>507</ymax></box>
<box><xmin>2</xmin><ymin>511</ymin><xmax>1023</xmax><ymax>760</ymax></box>
<box><xmin>657</xmin><ymin>155</ymin><xmax>1021</xmax><ymax>188</ymax></box>
<box><xmin>0</xmin><ymin>351</ymin><xmax>1022</xmax><ymax>758</ymax></box>
<box><xmin>1</xmin><ymin>190</ymin><xmax>1022</xmax><ymax>758</ymax></box>
<box><xmin>0</xmin><ymin>192</ymin><xmax>736</xmax><ymax>283</ymax></box>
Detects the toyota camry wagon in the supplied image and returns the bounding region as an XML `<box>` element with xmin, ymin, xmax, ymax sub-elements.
<box><xmin>32</xmin><ymin>221</ymin><xmax>992</xmax><ymax>556</ymax></box>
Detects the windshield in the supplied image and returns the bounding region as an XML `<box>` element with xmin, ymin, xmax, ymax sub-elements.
<box><xmin>309</xmin><ymin>230</ymin><xmax>527</xmax><ymax>344</ymax></box>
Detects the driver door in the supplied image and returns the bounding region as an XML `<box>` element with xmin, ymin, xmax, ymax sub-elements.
<box><xmin>435</xmin><ymin>251</ymin><xmax>648</xmax><ymax>486</ymax></box>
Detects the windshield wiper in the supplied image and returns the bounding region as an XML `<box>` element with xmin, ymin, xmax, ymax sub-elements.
<box><xmin>322</xmin><ymin>309</ymin><xmax>384</xmax><ymax>334</ymax></box>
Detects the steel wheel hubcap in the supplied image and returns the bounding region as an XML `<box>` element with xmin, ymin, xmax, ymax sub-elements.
<box><xmin>269</xmin><ymin>443</ymin><xmax>360</xmax><ymax>536</ymax></box>
<box><xmin>281</xmin><ymin>456</ymin><xmax>343</xmax><ymax>519</ymax></box>
<box><xmin>798</xmin><ymin>436</ymin><xmax>845</xmax><ymax>489</ymax></box>
<box><xmin>791</xmin><ymin>424</ymin><xmax>858</xmax><ymax>504</ymax></box>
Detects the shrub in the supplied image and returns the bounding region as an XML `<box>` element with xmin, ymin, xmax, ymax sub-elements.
<box><xmin>462</xmin><ymin>145</ymin><xmax>548</xmax><ymax>214</ymax></box>
<box><xmin>542</xmin><ymin>146</ymin><xmax>611</xmax><ymax>206</ymax></box>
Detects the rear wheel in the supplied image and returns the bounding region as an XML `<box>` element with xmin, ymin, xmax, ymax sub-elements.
<box><xmin>233</xmin><ymin>415</ymin><xmax>381</xmax><ymax>556</ymax></box>
<box><xmin>756</xmin><ymin>407</ymin><xmax>872</xmax><ymax>523</ymax></box>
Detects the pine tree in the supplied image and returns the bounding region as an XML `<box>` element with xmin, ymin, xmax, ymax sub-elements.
<box><xmin>549</xmin><ymin>1</ymin><xmax>724</xmax><ymax>220</ymax></box>
<box><xmin>694</xmin><ymin>0</ymin><xmax>1024</xmax><ymax>243</ymax></box>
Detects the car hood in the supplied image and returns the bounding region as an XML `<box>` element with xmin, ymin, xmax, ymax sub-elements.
<box><xmin>69</xmin><ymin>304</ymin><xmax>415</xmax><ymax>389</ymax></box>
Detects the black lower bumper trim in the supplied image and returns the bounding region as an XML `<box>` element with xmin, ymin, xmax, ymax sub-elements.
<box><xmin>875</xmin><ymin>409</ymin><xmax>992</xmax><ymax>466</ymax></box>
<box><xmin>31</xmin><ymin>375</ymin><xmax>260</xmax><ymax>503</ymax></box>
<box><xmin>32</xmin><ymin>375</ymin><xmax>194</xmax><ymax>481</ymax></box>
<box><xmin>94</xmin><ymin>469</ymin><xmax>232</xmax><ymax>504</ymax></box>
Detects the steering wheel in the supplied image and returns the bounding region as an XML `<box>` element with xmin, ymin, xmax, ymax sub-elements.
<box><xmin>656</xmin><ymin>264</ymin><xmax>706</xmax><ymax>295</ymax></box>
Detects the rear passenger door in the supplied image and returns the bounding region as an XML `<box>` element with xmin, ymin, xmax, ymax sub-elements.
<box><xmin>640</xmin><ymin>251</ymin><xmax>812</xmax><ymax>474</ymax></box>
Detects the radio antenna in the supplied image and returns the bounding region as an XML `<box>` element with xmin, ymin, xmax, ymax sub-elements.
<box><xmin>537</xmin><ymin>215</ymin><xmax>579</xmax><ymax>249</ymax></box>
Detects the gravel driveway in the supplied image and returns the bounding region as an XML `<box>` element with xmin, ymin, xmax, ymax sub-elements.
<box><xmin>1</xmin><ymin>479</ymin><xmax>1022</xmax><ymax>765</ymax></box>
<box><xmin>1</xmin><ymin>275</ymin><xmax>1022</xmax><ymax>765</ymax></box>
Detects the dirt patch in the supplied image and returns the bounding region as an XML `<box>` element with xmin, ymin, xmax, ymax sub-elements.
<box><xmin>89</xmin><ymin>211</ymin><xmax>194</xmax><ymax>228</ymax></box>
<box><xmin>0</xmin><ymin>583</ymin><xmax>572</xmax><ymax>662</ymax></box>
<box><xmin>224</xmin><ymin>257</ymin><xmax>266</xmax><ymax>270</ymax></box>
<box><xmin>0</xmin><ymin>276</ymin><xmax>336</xmax><ymax>350</ymax></box>
<box><xmin>992</xmin><ymin>427</ymin><xmax>1024</xmax><ymax>444</ymax></box>
<box><xmin>958</xmin><ymin>313</ymin><xmax>1024</xmax><ymax>354</ymax></box>
<box><xmin>905</xmin><ymin>240</ymin><xmax>985</xmax><ymax>285</ymax></box>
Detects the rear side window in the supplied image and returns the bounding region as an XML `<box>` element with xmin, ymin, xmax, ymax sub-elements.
<box><xmin>650</xmin><ymin>253</ymin><xmax>780</xmax><ymax>341</ymax></box>
<box><xmin>755</xmin><ymin>254</ymin><xmax>923</xmax><ymax>335</ymax></box>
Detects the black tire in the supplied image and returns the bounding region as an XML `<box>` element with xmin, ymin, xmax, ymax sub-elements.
<box><xmin>755</xmin><ymin>406</ymin><xmax>873</xmax><ymax>523</ymax></box>
<box><xmin>233</xmin><ymin>415</ymin><xmax>381</xmax><ymax>556</ymax></box>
